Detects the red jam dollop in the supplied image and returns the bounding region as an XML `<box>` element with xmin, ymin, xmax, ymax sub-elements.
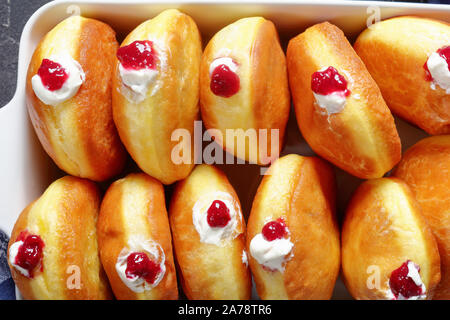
<box><xmin>311</xmin><ymin>66</ymin><xmax>350</xmax><ymax>97</ymax></box>
<box><xmin>117</xmin><ymin>40</ymin><xmax>157</xmax><ymax>70</ymax></box>
<box><xmin>210</xmin><ymin>63</ymin><xmax>240</xmax><ymax>98</ymax></box>
<box><xmin>37</xmin><ymin>59</ymin><xmax>69</xmax><ymax>91</ymax></box>
<box><xmin>14</xmin><ymin>232</ymin><xmax>45</xmax><ymax>278</ymax></box>
<box><xmin>125</xmin><ymin>252</ymin><xmax>161</xmax><ymax>285</ymax></box>
<box><xmin>207</xmin><ymin>200</ymin><xmax>231</xmax><ymax>228</ymax></box>
<box><xmin>262</xmin><ymin>218</ymin><xmax>288</xmax><ymax>242</ymax></box>
<box><xmin>389</xmin><ymin>261</ymin><xmax>423</xmax><ymax>299</ymax></box>
<box><xmin>424</xmin><ymin>46</ymin><xmax>450</xmax><ymax>81</ymax></box>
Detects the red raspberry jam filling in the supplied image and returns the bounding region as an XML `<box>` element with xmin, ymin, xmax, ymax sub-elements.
<box><xmin>37</xmin><ymin>59</ymin><xmax>69</xmax><ymax>91</ymax></box>
<box><xmin>389</xmin><ymin>260</ymin><xmax>423</xmax><ymax>299</ymax></box>
<box><xmin>15</xmin><ymin>231</ymin><xmax>45</xmax><ymax>278</ymax></box>
<box><xmin>125</xmin><ymin>252</ymin><xmax>161</xmax><ymax>285</ymax></box>
<box><xmin>262</xmin><ymin>218</ymin><xmax>288</xmax><ymax>241</ymax></box>
<box><xmin>210</xmin><ymin>63</ymin><xmax>240</xmax><ymax>98</ymax></box>
<box><xmin>117</xmin><ymin>40</ymin><xmax>157</xmax><ymax>70</ymax></box>
<box><xmin>311</xmin><ymin>66</ymin><xmax>350</xmax><ymax>97</ymax></box>
<box><xmin>207</xmin><ymin>200</ymin><xmax>231</xmax><ymax>228</ymax></box>
<box><xmin>424</xmin><ymin>46</ymin><xmax>450</xmax><ymax>81</ymax></box>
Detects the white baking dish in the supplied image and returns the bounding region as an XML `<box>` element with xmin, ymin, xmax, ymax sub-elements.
<box><xmin>1</xmin><ymin>0</ymin><xmax>449</xmax><ymax>300</ymax></box>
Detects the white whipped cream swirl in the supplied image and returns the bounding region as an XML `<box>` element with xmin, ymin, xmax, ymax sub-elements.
<box><xmin>426</xmin><ymin>52</ymin><xmax>450</xmax><ymax>94</ymax></box>
<box><xmin>192</xmin><ymin>191</ymin><xmax>242</xmax><ymax>246</ymax></box>
<box><xmin>31</xmin><ymin>53</ymin><xmax>85</xmax><ymax>106</ymax></box>
<box><xmin>249</xmin><ymin>224</ymin><xmax>294</xmax><ymax>273</ymax></box>
<box><xmin>115</xmin><ymin>236</ymin><xmax>166</xmax><ymax>293</ymax></box>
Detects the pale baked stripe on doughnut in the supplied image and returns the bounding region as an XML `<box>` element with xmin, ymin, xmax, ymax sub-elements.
<box><xmin>23</xmin><ymin>182</ymin><xmax>69</xmax><ymax>299</ymax></box>
<box><xmin>170</xmin><ymin>165</ymin><xmax>250</xmax><ymax>299</ymax></box>
<box><xmin>29</xmin><ymin>17</ymin><xmax>86</xmax><ymax>176</ymax></box>
<box><xmin>98</xmin><ymin>173</ymin><xmax>178</xmax><ymax>300</ymax></box>
<box><xmin>119</xmin><ymin>176</ymin><xmax>159</xmax><ymax>300</ymax></box>
<box><xmin>112</xmin><ymin>9</ymin><xmax>201</xmax><ymax>184</ymax></box>
<box><xmin>378</xmin><ymin>180</ymin><xmax>439</xmax><ymax>293</ymax></box>
<box><xmin>247</xmin><ymin>155</ymin><xmax>304</xmax><ymax>299</ymax></box>
<box><xmin>342</xmin><ymin>178</ymin><xmax>441</xmax><ymax>299</ymax></box>
<box><xmin>201</xmin><ymin>18</ymin><xmax>258</xmax><ymax>132</ymax></box>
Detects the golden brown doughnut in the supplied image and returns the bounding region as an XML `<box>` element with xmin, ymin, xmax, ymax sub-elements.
<box><xmin>169</xmin><ymin>164</ymin><xmax>251</xmax><ymax>299</ymax></box>
<box><xmin>342</xmin><ymin>177</ymin><xmax>441</xmax><ymax>300</ymax></box>
<box><xmin>287</xmin><ymin>22</ymin><xmax>401</xmax><ymax>179</ymax></box>
<box><xmin>112</xmin><ymin>9</ymin><xmax>202</xmax><ymax>185</ymax></box>
<box><xmin>7</xmin><ymin>176</ymin><xmax>112</xmax><ymax>300</ymax></box>
<box><xmin>246</xmin><ymin>154</ymin><xmax>340</xmax><ymax>300</ymax></box>
<box><xmin>354</xmin><ymin>16</ymin><xmax>450</xmax><ymax>135</ymax></box>
<box><xmin>393</xmin><ymin>135</ymin><xmax>450</xmax><ymax>299</ymax></box>
<box><xmin>200</xmin><ymin>17</ymin><xmax>290</xmax><ymax>165</ymax></box>
<box><xmin>26</xmin><ymin>16</ymin><xmax>126</xmax><ymax>181</ymax></box>
<box><xmin>97</xmin><ymin>173</ymin><xmax>178</xmax><ymax>300</ymax></box>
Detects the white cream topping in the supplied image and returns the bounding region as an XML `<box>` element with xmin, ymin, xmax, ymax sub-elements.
<box><xmin>31</xmin><ymin>53</ymin><xmax>85</xmax><ymax>106</ymax></box>
<box><xmin>386</xmin><ymin>261</ymin><xmax>427</xmax><ymax>300</ymax></box>
<box><xmin>8</xmin><ymin>241</ymin><xmax>30</xmax><ymax>278</ymax></box>
<box><xmin>427</xmin><ymin>52</ymin><xmax>450</xmax><ymax>94</ymax></box>
<box><xmin>118</xmin><ymin>37</ymin><xmax>166</xmax><ymax>103</ymax></box>
<box><xmin>313</xmin><ymin>91</ymin><xmax>347</xmax><ymax>114</ymax></box>
<box><xmin>249</xmin><ymin>232</ymin><xmax>293</xmax><ymax>273</ymax></box>
<box><xmin>242</xmin><ymin>250</ymin><xmax>248</xmax><ymax>267</ymax></box>
<box><xmin>209</xmin><ymin>57</ymin><xmax>238</xmax><ymax>75</ymax></box>
<box><xmin>119</xmin><ymin>64</ymin><xmax>158</xmax><ymax>98</ymax></box>
<box><xmin>313</xmin><ymin>67</ymin><xmax>350</xmax><ymax>115</ymax></box>
<box><xmin>192</xmin><ymin>191</ymin><xmax>241</xmax><ymax>246</ymax></box>
<box><xmin>115</xmin><ymin>236</ymin><xmax>166</xmax><ymax>293</ymax></box>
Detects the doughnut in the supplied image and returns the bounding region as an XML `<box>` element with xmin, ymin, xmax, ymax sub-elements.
<box><xmin>246</xmin><ymin>154</ymin><xmax>340</xmax><ymax>300</ymax></box>
<box><xmin>393</xmin><ymin>135</ymin><xmax>450</xmax><ymax>299</ymax></box>
<box><xmin>354</xmin><ymin>16</ymin><xmax>450</xmax><ymax>135</ymax></box>
<box><xmin>97</xmin><ymin>173</ymin><xmax>178</xmax><ymax>300</ymax></box>
<box><xmin>342</xmin><ymin>177</ymin><xmax>441</xmax><ymax>300</ymax></box>
<box><xmin>169</xmin><ymin>164</ymin><xmax>251</xmax><ymax>299</ymax></box>
<box><xmin>7</xmin><ymin>176</ymin><xmax>111</xmax><ymax>300</ymax></box>
<box><xmin>200</xmin><ymin>17</ymin><xmax>290</xmax><ymax>165</ymax></box>
<box><xmin>286</xmin><ymin>22</ymin><xmax>401</xmax><ymax>179</ymax></box>
<box><xmin>26</xmin><ymin>16</ymin><xmax>126</xmax><ymax>182</ymax></box>
<box><xmin>112</xmin><ymin>9</ymin><xmax>202</xmax><ymax>185</ymax></box>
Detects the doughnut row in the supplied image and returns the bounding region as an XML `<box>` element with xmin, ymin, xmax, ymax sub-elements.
<box><xmin>8</xmin><ymin>9</ymin><xmax>450</xmax><ymax>299</ymax></box>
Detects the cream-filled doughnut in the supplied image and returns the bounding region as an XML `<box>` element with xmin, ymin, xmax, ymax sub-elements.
<box><xmin>354</xmin><ymin>16</ymin><xmax>450</xmax><ymax>135</ymax></box>
<box><xmin>287</xmin><ymin>22</ymin><xmax>401</xmax><ymax>179</ymax></box>
<box><xmin>246</xmin><ymin>154</ymin><xmax>340</xmax><ymax>300</ymax></box>
<box><xmin>393</xmin><ymin>135</ymin><xmax>450</xmax><ymax>299</ymax></box>
<box><xmin>26</xmin><ymin>16</ymin><xmax>126</xmax><ymax>181</ymax></box>
<box><xmin>200</xmin><ymin>17</ymin><xmax>290</xmax><ymax>165</ymax></box>
<box><xmin>97</xmin><ymin>173</ymin><xmax>178</xmax><ymax>300</ymax></box>
<box><xmin>7</xmin><ymin>176</ymin><xmax>112</xmax><ymax>300</ymax></box>
<box><xmin>169</xmin><ymin>164</ymin><xmax>251</xmax><ymax>299</ymax></box>
<box><xmin>112</xmin><ymin>9</ymin><xmax>202</xmax><ymax>185</ymax></box>
<box><xmin>342</xmin><ymin>178</ymin><xmax>441</xmax><ymax>300</ymax></box>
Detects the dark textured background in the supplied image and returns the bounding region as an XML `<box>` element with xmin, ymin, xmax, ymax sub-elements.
<box><xmin>0</xmin><ymin>0</ymin><xmax>445</xmax><ymax>107</ymax></box>
<box><xmin>1</xmin><ymin>0</ymin><xmax>50</xmax><ymax>107</ymax></box>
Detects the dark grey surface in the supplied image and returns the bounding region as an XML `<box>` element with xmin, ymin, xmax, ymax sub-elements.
<box><xmin>0</xmin><ymin>0</ymin><xmax>50</xmax><ymax>107</ymax></box>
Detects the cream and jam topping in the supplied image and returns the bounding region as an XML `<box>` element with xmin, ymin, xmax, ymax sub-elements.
<box><xmin>125</xmin><ymin>252</ymin><xmax>162</xmax><ymax>285</ymax></box>
<box><xmin>424</xmin><ymin>46</ymin><xmax>450</xmax><ymax>94</ymax></box>
<box><xmin>209</xmin><ymin>57</ymin><xmax>240</xmax><ymax>98</ymax></box>
<box><xmin>8</xmin><ymin>231</ymin><xmax>45</xmax><ymax>278</ymax></box>
<box><xmin>31</xmin><ymin>53</ymin><xmax>85</xmax><ymax>106</ymax></box>
<box><xmin>249</xmin><ymin>218</ymin><xmax>294</xmax><ymax>272</ymax></box>
<box><xmin>117</xmin><ymin>40</ymin><xmax>159</xmax><ymax>99</ymax></box>
<box><xmin>115</xmin><ymin>237</ymin><xmax>166</xmax><ymax>293</ymax></box>
<box><xmin>387</xmin><ymin>260</ymin><xmax>426</xmax><ymax>300</ymax></box>
<box><xmin>192</xmin><ymin>191</ymin><xmax>242</xmax><ymax>246</ymax></box>
<box><xmin>311</xmin><ymin>66</ymin><xmax>351</xmax><ymax>114</ymax></box>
